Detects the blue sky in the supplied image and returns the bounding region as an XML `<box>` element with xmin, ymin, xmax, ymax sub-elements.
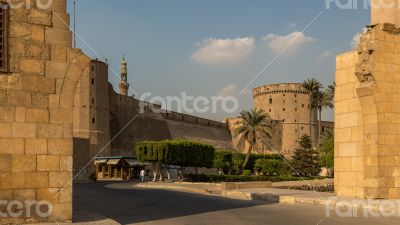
<box><xmin>67</xmin><ymin>0</ymin><xmax>370</xmax><ymax>121</ymax></box>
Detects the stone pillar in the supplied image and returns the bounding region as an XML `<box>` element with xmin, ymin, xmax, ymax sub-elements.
<box><xmin>335</xmin><ymin>24</ymin><xmax>400</xmax><ymax>199</ymax></box>
<box><xmin>0</xmin><ymin>1</ymin><xmax>91</xmax><ymax>223</ymax></box>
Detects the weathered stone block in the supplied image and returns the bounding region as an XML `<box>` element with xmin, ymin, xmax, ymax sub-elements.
<box><xmin>11</xmin><ymin>172</ymin><xmax>26</xmax><ymax>189</ymax></box>
<box><xmin>45</xmin><ymin>27</ymin><xmax>72</xmax><ymax>47</ymax></box>
<box><xmin>31</xmin><ymin>24</ymin><xmax>45</xmax><ymax>41</ymax></box>
<box><xmin>25</xmin><ymin>138</ymin><xmax>47</xmax><ymax>155</ymax></box>
<box><xmin>7</xmin><ymin>89</ymin><xmax>31</xmax><ymax>107</ymax></box>
<box><xmin>10</xmin><ymin>38</ymin><xmax>26</xmax><ymax>56</ymax></box>
<box><xmin>0</xmin><ymin>154</ymin><xmax>12</xmax><ymax>172</ymax></box>
<box><xmin>14</xmin><ymin>189</ymin><xmax>36</xmax><ymax>201</ymax></box>
<box><xmin>10</xmin><ymin>22</ymin><xmax>30</xmax><ymax>39</ymax></box>
<box><xmin>25</xmin><ymin>41</ymin><xmax>50</xmax><ymax>59</ymax></box>
<box><xmin>0</xmin><ymin>90</ymin><xmax>6</xmax><ymax>106</ymax></box>
<box><xmin>27</xmin><ymin>9</ymin><xmax>52</xmax><ymax>26</ymax></box>
<box><xmin>32</xmin><ymin>92</ymin><xmax>49</xmax><ymax>108</ymax></box>
<box><xmin>0</xmin><ymin>107</ymin><xmax>15</xmax><ymax>122</ymax></box>
<box><xmin>49</xmin><ymin>94</ymin><xmax>60</xmax><ymax>108</ymax></box>
<box><xmin>60</xmin><ymin>156</ymin><xmax>72</xmax><ymax>172</ymax></box>
<box><xmin>37</xmin><ymin>123</ymin><xmax>64</xmax><ymax>139</ymax></box>
<box><xmin>49</xmin><ymin>171</ymin><xmax>71</xmax><ymax>188</ymax></box>
<box><xmin>25</xmin><ymin>108</ymin><xmax>49</xmax><ymax>123</ymax></box>
<box><xmin>15</xmin><ymin>107</ymin><xmax>25</xmax><ymax>122</ymax></box>
<box><xmin>50</xmin><ymin>109</ymin><xmax>73</xmax><ymax>123</ymax></box>
<box><xmin>12</xmin><ymin>155</ymin><xmax>36</xmax><ymax>172</ymax></box>
<box><xmin>20</xmin><ymin>58</ymin><xmax>44</xmax><ymax>75</ymax></box>
<box><xmin>22</xmin><ymin>75</ymin><xmax>55</xmax><ymax>94</ymax></box>
<box><xmin>0</xmin><ymin>138</ymin><xmax>24</xmax><ymax>155</ymax></box>
<box><xmin>25</xmin><ymin>172</ymin><xmax>49</xmax><ymax>188</ymax></box>
<box><xmin>45</xmin><ymin>61</ymin><xmax>67</xmax><ymax>79</ymax></box>
<box><xmin>51</xmin><ymin>45</ymin><xmax>67</xmax><ymax>62</ymax></box>
<box><xmin>0</xmin><ymin>123</ymin><xmax>12</xmax><ymax>138</ymax></box>
<box><xmin>10</xmin><ymin>8</ymin><xmax>27</xmax><ymax>22</ymax></box>
<box><xmin>37</xmin><ymin>155</ymin><xmax>60</xmax><ymax>172</ymax></box>
<box><xmin>48</xmin><ymin>139</ymin><xmax>72</xmax><ymax>155</ymax></box>
<box><xmin>12</xmin><ymin>122</ymin><xmax>36</xmax><ymax>138</ymax></box>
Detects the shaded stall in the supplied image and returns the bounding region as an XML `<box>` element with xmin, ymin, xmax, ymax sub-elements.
<box><xmin>94</xmin><ymin>156</ymin><xmax>147</xmax><ymax>180</ymax></box>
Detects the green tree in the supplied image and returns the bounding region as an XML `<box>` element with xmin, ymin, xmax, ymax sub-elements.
<box><xmin>234</xmin><ymin>109</ymin><xmax>272</xmax><ymax>170</ymax></box>
<box><xmin>320</xmin><ymin>129</ymin><xmax>334</xmax><ymax>177</ymax></box>
<box><xmin>315</xmin><ymin>90</ymin><xmax>334</xmax><ymax>151</ymax></box>
<box><xmin>213</xmin><ymin>151</ymin><xmax>232</xmax><ymax>174</ymax></box>
<box><xmin>291</xmin><ymin>135</ymin><xmax>321</xmax><ymax>177</ymax></box>
<box><xmin>302</xmin><ymin>78</ymin><xmax>322</xmax><ymax>144</ymax></box>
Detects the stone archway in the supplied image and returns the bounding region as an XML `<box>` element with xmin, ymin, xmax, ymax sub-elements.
<box><xmin>0</xmin><ymin>1</ymin><xmax>92</xmax><ymax>223</ymax></box>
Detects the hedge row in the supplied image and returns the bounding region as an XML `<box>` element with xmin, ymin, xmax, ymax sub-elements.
<box><xmin>136</xmin><ymin>140</ymin><xmax>215</xmax><ymax>168</ymax></box>
<box><xmin>187</xmin><ymin>174</ymin><xmax>310</xmax><ymax>183</ymax></box>
<box><xmin>214</xmin><ymin>150</ymin><xmax>284</xmax><ymax>171</ymax></box>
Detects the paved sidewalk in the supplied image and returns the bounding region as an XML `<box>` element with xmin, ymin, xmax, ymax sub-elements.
<box><xmin>135</xmin><ymin>181</ymin><xmax>400</xmax><ymax>217</ymax></box>
<box><xmin>26</xmin><ymin>211</ymin><xmax>120</xmax><ymax>225</ymax></box>
<box><xmin>135</xmin><ymin>182</ymin><xmax>222</xmax><ymax>195</ymax></box>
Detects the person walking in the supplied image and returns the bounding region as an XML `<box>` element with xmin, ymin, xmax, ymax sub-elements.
<box><xmin>140</xmin><ymin>169</ymin><xmax>145</xmax><ymax>182</ymax></box>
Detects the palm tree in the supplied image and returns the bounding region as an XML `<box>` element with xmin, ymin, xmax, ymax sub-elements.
<box><xmin>315</xmin><ymin>90</ymin><xmax>334</xmax><ymax>150</ymax></box>
<box><xmin>234</xmin><ymin>109</ymin><xmax>272</xmax><ymax>170</ymax></box>
<box><xmin>326</xmin><ymin>82</ymin><xmax>335</xmax><ymax>105</ymax></box>
<box><xmin>302</xmin><ymin>78</ymin><xmax>322</xmax><ymax>144</ymax></box>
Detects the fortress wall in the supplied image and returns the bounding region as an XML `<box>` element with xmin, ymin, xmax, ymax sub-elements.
<box><xmin>107</xmin><ymin>87</ymin><xmax>232</xmax><ymax>156</ymax></box>
<box><xmin>165</xmin><ymin>119</ymin><xmax>233</xmax><ymax>150</ymax></box>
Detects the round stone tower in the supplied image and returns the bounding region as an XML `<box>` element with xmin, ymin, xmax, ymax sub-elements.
<box><xmin>252</xmin><ymin>83</ymin><xmax>313</xmax><ymax>155</ymax></box>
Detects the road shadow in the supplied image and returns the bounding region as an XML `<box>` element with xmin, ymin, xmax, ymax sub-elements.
<box><xmin>73</xmin><ymin>182</ymin><xmax>273</xmax><ymax>224</ymax></box>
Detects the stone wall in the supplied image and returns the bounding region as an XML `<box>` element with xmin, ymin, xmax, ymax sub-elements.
<box><xmin>0</xmin><ymin>1</ymin><xmax>92</xmax><ymax>223</ymax></box>
<box><xmin>335</xmin><ymin>24</ymin><xmax>400</xmax><ymax>199</ymax></box>
<box><xmin>107</xmin><ymin>87</ymin><xmax>234</xmax><ymax>156</ymax></box>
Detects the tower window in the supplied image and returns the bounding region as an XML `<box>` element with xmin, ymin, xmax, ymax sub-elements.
<box><xmin>283</xmin><ymin>108</ymin><xmax>285</xmax><ymax>112</ymax></box>
<box><xmin>302</xmin><ymin>104</ymin><xmax>305</xmax><ymax>108</ymax></box>
<box><xmin>91</xmin><ymin>78</ymin><xmax>95</xmax><ymax>85</ymax></box>
<box><xmin>92</xmin><ymin>118</ymin><xmax>96</xmax><ymax>124</ymax></box>
<box><xmin>269</xmin><ymin>98</ymin><xmax>272</xmax><ymax>104</ymax></box>
<box><xmin>0</xmin><ymin>3</ymin><xmax>9</xmax><ymax>72</ymax></box>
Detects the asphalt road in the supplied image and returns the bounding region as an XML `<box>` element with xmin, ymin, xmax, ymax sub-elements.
<box><xmin>73</xmin><ymin>182</ymin><xmax>398</xmax><ymax>225</ymax></box>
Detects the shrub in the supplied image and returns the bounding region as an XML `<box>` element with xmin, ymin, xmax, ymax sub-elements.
<box><xmin>242</xmin><ymin>170</ymin><xmax>252</xmax><ymax>176</ymax></box>
<box><xmin>187</xmin><ymin>174</ymin><xmax>308</xmax><ymax>183</ymax></box>
<box><xmin>255</xmin><ymin>159</ymin><xmax>290</xmax><ymax>176</ymax></box>
<box><xmin>213</xmin><ymin>150</ymin><xmax>233</xmax><ymax>173</ymax></box>
<box><xmin>211</xmin><ymin>151</ymin><xmax>284</xmax><ymax>173</ymax></box>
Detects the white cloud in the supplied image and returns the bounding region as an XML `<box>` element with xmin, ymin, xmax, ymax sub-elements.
<box><xmin>218</xmin><ymin>84</ymin><xmax>238</xmax><ymax>97</ymax></box>
<box><xmin>351</xmin><ymin>33</ymin><xmax>361</xmax><ymax>49</ymax></box>
<box><xmin>262</xmin><ymin>31</ymin><xmax>315</xmax><ymax>55</ymax></box>
<box><xmin>191</xmin><ymin>37</ymin><xmax>255</xmax><ymax>65</ymax></box>
<box><xmin>316</xmin><ymin>51</ymin><xmax>332</xmax><ymax>61</ymax></box>
<box><xmin>288</xmin><ymin>23</ymin><xmax>297</xmax><ymax>27</ymax></box>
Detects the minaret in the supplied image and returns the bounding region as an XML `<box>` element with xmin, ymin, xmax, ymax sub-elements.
<box><xmin>119</xmin><ymin>55</ymin><xmax>129</xmax><ymax>96</ymax></box>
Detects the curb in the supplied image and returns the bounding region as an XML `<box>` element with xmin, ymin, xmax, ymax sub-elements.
<box><xmin>135</xmin><ymin>184</ymin><xmax>219</xmax><ymax>196</ymax></box>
